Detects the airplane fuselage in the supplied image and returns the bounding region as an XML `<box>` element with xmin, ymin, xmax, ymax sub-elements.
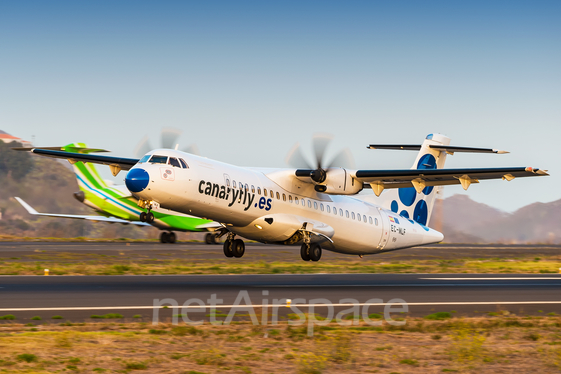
<box><xmin>127</xmin><ymin>150</ymin><xmax>443</xmax><ymax>255</ymax></box>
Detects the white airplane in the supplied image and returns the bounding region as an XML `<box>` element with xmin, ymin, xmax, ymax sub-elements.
<box><xmin>27</xmin><ymin>134</ymin><xmax>548</xmax><ymax>261</ymax></box>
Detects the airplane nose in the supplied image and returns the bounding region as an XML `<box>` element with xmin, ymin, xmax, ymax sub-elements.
<box><xmin>125</xmin><ymin>168</ymin><xmax>150</xmax><ymax>193</ymax></box>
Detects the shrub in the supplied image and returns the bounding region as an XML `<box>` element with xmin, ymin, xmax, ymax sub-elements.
<box><xmin>0</xmin><ymin>314</ymin><xmax>15</xmax><ymax>320</ymax></box>
<box><xmin>192</xmin><ymin>349</ymin><xmax>226</xmax><ymax>366</ymax></box>
<box><xmin>51</xmin><ymin>315</ymin><xmax>63</xmax><ymax>319</ymax></box>
<box><xmin>133</xmin><ymin>314</ymin><xmax>142</xmax><ymax>318</ymax></box>
<box><xmin>16</xmin><ymin>353</ymin><xmax>37</xmax><ymax>363</ymax></box>
<box><xmin>296</xmin><ymin>353</ymin><xmax>328</xmax><ymax>374</ymax></box>
<box><xmin>424</xmin><ymin>312</ymin><xmax>452</xmax><ymax>320</ymax></box>
<box><xmin>447</xmin><ymin>323</ymin><xmax>486</xmax><ymax>363</ymax></box>
<box><xmin>90</xmin><ymin>313</ymin><xmax>123</xmax><ymax>319</ymax></box>
<box><xmin>124</xmin><ymin>361</ymin><xmax>147</xmax><ymax>370</ymax></box>
<box><xmin>400</xmin><ymin>358</ymin><xmax>419</xmax><ymax>366</ymax></box>
<box><xmin>31</xmin><ymin>316</ymin><xmax>41</xmax><ymax>321</ymax></box>
<box><xmin>148</xmin><ymin>329</ymin><xmax>167</xmax><ymax>335</ymax></box>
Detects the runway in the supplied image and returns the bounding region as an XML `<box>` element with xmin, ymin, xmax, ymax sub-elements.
<box><xmin>1</xmin><ymin>274</ymin><xmax>560</xmax><ymax>322</ymax></box>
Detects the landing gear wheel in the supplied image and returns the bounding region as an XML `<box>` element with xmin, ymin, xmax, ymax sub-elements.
<box><xmin>223</xmin><ymin>239</ymin><xmax>234</xmax><ymax>257</ymax></box>
<box><xmin>205</xmin><ymin>233</ymin><xmax>219</xmax><ymax>244</ymax></box>
<box><xmin>300</xmin><ymin>244</ymin><xmax>311</xmax><ymax>261</ymax></box>
<box><xmin>309</xmin><ymin>244</ymin><xmax>322</xmax><ymax>262</ymax></box>
<box><xmin>140</xmin><ymin>212</ymin><xmax>147</xmax><ymax>222</ymax></box>
<box><xmin>168</xmin><ymin>232</ymin><xmax>176</xmax><ymax>243</ymax></box>
<box><xmin>146</xmin><ymin>212</ymin><xmax>155</xmax><ymax>224</ymax></box>
<box><xmin>232</xmin><ymin>239</ymin><xmax>245</xmax><ymax>258</ymax></box>
<box><xmin>160</xmin><ymin>232</ymin><xmax>169</xmax><ymax>243</ymax></box>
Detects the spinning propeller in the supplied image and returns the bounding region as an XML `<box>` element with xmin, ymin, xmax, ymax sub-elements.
<box><xmin>286</xmin><ymin>134</ymin><xmax>355</xmax><ymax>189</ymax></box>
<box><xmin>133</xmin><ymin>127</ymin><xmax>200</xmax><ymax>158</ymax></box>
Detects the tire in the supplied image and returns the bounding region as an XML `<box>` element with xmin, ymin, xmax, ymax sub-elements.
<box><xmin>168</xmin><ymin>232</ymin><xmax>176</xmax><ymax>243</ymax></box>
<box><xmin>160</xmin><ymin>232</ymin><xmax>169</xmax><ymax>243</ymax></box>
<box><xmin>146</xmin><ymin>212</ymin><xmax>155</xmax><ymax>224</ymax></box>
<box><xmin>309</xmin><ymin>244</ymin><xmax>322</xmax><ymax>262</ymax></box>
<box><xmin>223</xmin><ymin>240</ymin><xmax>234</xmax><ymax>257</ymax></box>
<box><xmin>300</xmin><ymin>244</ymin><xmax>310</xmax><ymax>261</ymax></box>
<box><xmin>232</xmin><ymin>239</ymin><xmax>245</xmax><ymax>258</ymax></box>
<box><xmin>140</xmin><ymin>212</ymin><xmax>147</xmax><ymax>222</ymax></box>
<box><xmin>205</xmin><ymin>233</ymin><xmax>213</xmax><ymax>244</ymax></box>
<box><xmin>212</xmin><ymin>234</ymin><xmax>220</xmax><ymax>244</ymax></box>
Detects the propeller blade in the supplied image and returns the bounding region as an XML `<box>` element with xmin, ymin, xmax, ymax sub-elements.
<box><xmin>285</xmin><ymin>143</ymin><xmax>312</xmax><ymax>169</ymax></box>
<box><xmin>312</xmin><ymin>133</ymin><xmax>333</xmax><ymax>169</ymax></box>
<box><xmin>182</xmin><ymin>143</ymin><xmax>201</xmax><ymax>156</ymax></box>
<box><xmin>327</xmin><ymin>148</ymin><xmax>356</xmax><ymax>169</ymax></box>
<box><xmin>133</xmin><ymin>136</ymin><xmax>152</xmax><ymax>158</ymax></box>
<box><xmin>161</xmin><ymin>127</ymin><xmax>182</xmax><ymax>149</ymax></box>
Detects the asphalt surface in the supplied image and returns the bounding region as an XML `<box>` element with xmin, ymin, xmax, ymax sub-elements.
<box><xmin>0</xmin><ymin>241</ymin><xmax>560</xmax><ymax>323</ymax></box>
<box><xmin>1</xmin><ymin>274</ymin><xmax>561</xmax><ymax>323</ymax></box>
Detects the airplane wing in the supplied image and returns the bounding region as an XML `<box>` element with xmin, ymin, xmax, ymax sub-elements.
<box><xmin>15</xmin><ymin>197</ymin><xmax>150</xmax><ymax>226</ymax></box>
<box><xmin>353</xmin><ymin>167</ymin><xmax>548</xmax><ymax>195</ymax></box>
<box><xmin>25</xmin><ymin>149</ymin><xmax>138</xmax><ymax>171</ymax></box>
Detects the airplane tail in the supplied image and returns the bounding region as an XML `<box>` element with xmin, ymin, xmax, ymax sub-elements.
<box><xmin>366</xmin><ymin>134</ymin><xmax>451</xmax><ymax>226</ymax></box>
<box><xmin>61</xmin><ymin>143</ymin><xmax>110</xmax><ymax>191</ymax></box>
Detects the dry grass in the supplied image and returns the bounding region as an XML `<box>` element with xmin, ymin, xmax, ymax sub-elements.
<box><xmin>0</xmin><ymin>315</ymin><xmax>560</xmax><ymax>373</ymax></box>
<box><xmin>0</xmin><ymin>250</ymin><xmax>560</xmax><ymax>275</ymax></box>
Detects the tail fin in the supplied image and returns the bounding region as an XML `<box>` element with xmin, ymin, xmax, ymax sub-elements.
<box><xmin>62</xmin><ymin>143</ymin><xmax>109</xmax><ymax>191</ymax></box>
<box><xmin>369</xmin><ymin>134</ymin><xmax>451</xmax><ymax>226</ymax></box>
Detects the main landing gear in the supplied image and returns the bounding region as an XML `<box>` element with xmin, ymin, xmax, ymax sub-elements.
<box><xmin>300</xmin><ymin>243</ymin><xmax>322</xmax><ymax>262</ymax></box>
<box><xmin>139</xmin><ymin>210</ymin><xmax>154</xmax><ymax>224</ymax></box>
<box><xmin>160</xmin><ymin>231</ymin><xmax>176</xmax><ymax>243</ymax></box>
<box><xmin>205</xmin><ymin>233</ymin><xmax>220</xmax><ymax>245</ymax></box>
<box><xmin>223</xmin><ymin>233</ymin><xmax>245</xmax><ymax>258</ymax></box>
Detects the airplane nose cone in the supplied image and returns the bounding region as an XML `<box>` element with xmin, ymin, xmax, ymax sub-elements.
<box><xmin>125</xmin><ymin>168</ymin><xmax>150</xmax><ymax>193</ymax></box>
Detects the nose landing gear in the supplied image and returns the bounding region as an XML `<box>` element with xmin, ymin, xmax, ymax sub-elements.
<box><xmin>300</xmin><ymin>231</ymin><xmax>321</xmax><ymax>261</ymax></box>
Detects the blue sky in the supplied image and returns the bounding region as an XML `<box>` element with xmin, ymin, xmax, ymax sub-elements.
<box><xmin>1</xmin><ymin>1</ymin><xmax>560</xmax><ymax>212</ymax></box>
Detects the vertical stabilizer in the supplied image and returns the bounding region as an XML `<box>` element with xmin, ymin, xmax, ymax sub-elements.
<box><xmin>364</xmin><ymin>134</ymin><xmax>451</xmax><ymax>226</ymax></box>
<box><xmin>62</xmin><ymin>143</ymin><xmax>109</xmax><ymax>191</ymax></box>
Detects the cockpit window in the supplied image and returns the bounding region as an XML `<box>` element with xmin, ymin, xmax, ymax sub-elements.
<box><xmin>139</xmin><ymin>155</ymin><xmax>150</xmax><ymax>164</ymax></box>
<box><xmin>168</xmin><ymin>157</ymin><xmax>181</xmax><ymax>168</ymax></box>
<box><xmin>179</xmin><ymin>158</ymin><xmax>188</xmax><ymax>168</ymax></box>
<box><xmin>149</xmin><ymin>155</ymin><xmax>168</xmax><ymax>164</ymax></box>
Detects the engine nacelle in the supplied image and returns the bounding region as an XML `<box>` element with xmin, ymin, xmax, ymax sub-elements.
<box><xmin>319</xmin><ymin>168</ymin><xmax>363</xmax><ymax>195</ymax></box>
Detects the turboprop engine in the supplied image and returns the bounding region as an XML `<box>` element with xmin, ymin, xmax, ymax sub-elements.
<box><xmin>294</xmin><ymin>167</ymin><xmax>363</xmax><ymax>194</ymax></box>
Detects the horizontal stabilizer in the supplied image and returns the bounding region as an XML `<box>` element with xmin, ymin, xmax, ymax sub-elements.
<box><xmin>15</xmin><ymin>197</ymin><xmax>150</xmax><ymax>226</ymax></box>
<box><xmin>367</xmin><ymin>144</ymin><xmax>508</xmax><ymax>154</ymax></box>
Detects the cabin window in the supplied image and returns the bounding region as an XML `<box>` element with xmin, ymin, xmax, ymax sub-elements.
<box><xmin>295</xmin><ymin>197</ymin><xmax>299</xmax><ymax>205</ymax></box>
<box><xmin>233</xmin><ymin>181</ymin><xmax>237</xmax><ymax>188</ymax></box>
<box><xmin>357</xmin><ymin>214</ymin><xmax>361</xmax><ymax>222</ymax></box>
<box><xmin>363</xmin><ymin>215</ymin><xmax>367</xmax><ymax>223</ymax></box>
<box><xmin>320</xmin><ymin>203</ymin><xmax>324</xmax><ymax>212</ymax></box>
<box><xmin>263</xmin><ymin>189</ymin><xmax>267</xmax><ymax>197</ymax></box>
<box><xmin>251</xmin><ymin>185</ymin><xmax>255</xmax><ymax>193</ymax></box>
<box><xmin>326</xmin><ymin>205</ymin><xmax>331</xmax><ymax>213</ymax></box>
<box><xmin>368</xmin><ymin>216</ymin><xmax>373</xmax><ymax>224</ymax></box>
<box><xmin>257</xmin><ymin>187</ymin><xmax>261</xmax><ymax>195</ymax></box>
<box><xmin>289</xmin><ymin>195</ymin><xmax>293</xmax><ymax>203</ymax></box>
<box><xmin>139</xmin><ymin>155</ymin><xmax>150</xmax><ymax>163</ymax></box>
<box><xmin>375</xmin><ymin>218</ymin><xmax>379</xmax><ymax>226</ymax></box>
<box><xmin>351</xmin><ymin>212</ymin><xmax>355</xmax><ymax>220</ymax></box>
<box><xmin>339</xmin><ymin>208</ymin><xmax>343</xmax><ymax>216</ymax></box>
<box><xmin>270</xmin><ymin>190</ymin><xmax>274</xmax><ymax>198</ymax></box>
<box><xmin>282</xmin><ymin>193</ymin><xmax>286</xmax><ymax>201</ymax></box>
<box><xmin>308</xmin><ymin>200</ymin><xmax>312</xmax><ymax>208</ymax></box>
<box><xmin>226</xmin><ymin>179</ymin><xmax>230</xmax><ymax>187</ymax></box>
<box><xmin>276</xmin><ymin>192</ymin><xmax>280</xmax><ymax>200</ymax></box>
<box><xmin>314</xmin><ymin>201</ymin><xmax>318</xmax><ymax>210</ymax></box>
<box><xmin>168</xmin><ymin>157</ymin><xmax>181</xmax><ymax>168</ymax></box>
<box><xmin>239</xmin><ymin>183</ymin><xmax>244</xmax><ymax>190</ymax></box>
<box><xmin>245</xmin><ymin>184</ymin><xmax>249</xmax><ymax>191</ymax></box>
<box><xmin>149</xmin><ymin>155</ymin><xmax>168</xmax><ymax>164</ymax></box>
<box><xmin>346</xmin><ymin>210</ymin><xmax>349</xmax><ymax>218</ymax></box>
<box><xmin>301</xmin><ymin>199</ymin><xmax>305</xmax><ymax>207</ymax></box>
<box><xmin>179</xmin><ymin>158</ymin><xmax>188</xmax><ymax>168</ymax></box>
